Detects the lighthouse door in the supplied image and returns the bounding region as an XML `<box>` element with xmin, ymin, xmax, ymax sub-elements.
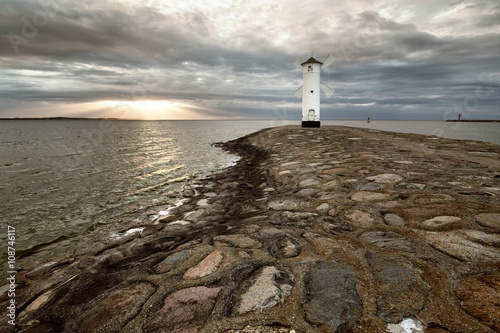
<box><xmin>308</xmin><ymin>109</ymin><xmax>315</xmax><ymax>121</ymax></box>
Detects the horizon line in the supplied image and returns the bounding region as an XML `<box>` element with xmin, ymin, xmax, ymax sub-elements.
<box><xmin>2</xmin><ymin>117</ymin><xmax>499</xmax><ymax>122</ymax></box>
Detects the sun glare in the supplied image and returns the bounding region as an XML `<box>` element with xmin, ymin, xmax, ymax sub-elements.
<box><xmin>132</xmin><ymin>100</ymin><xmax>175</xmax><ymax>110</ymax></box>
<box><xmin>94</xmin><ymin>99</ymin><xmax>199</xmax><ymax>120</ymax></box>
<box><xmin>18</xmin><ymin>99</ymin><xmax>225</xmax><ymax>120</ymax></box>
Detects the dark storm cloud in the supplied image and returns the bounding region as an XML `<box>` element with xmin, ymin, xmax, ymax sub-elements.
<box><xmin>0</xmin><ymin>0</ymin><xmax>498</xmax><ymax>119</ymax></box>
<box><xmin>1</xmin><ymin>1</ymin><xmax>182</xmax><ymax>66</ymax></box>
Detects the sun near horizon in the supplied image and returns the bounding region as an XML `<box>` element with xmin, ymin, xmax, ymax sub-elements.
<box><xmin>1</xmin><ymin>99</ymin><xmax>247</xmax><ymax>120</ymax></box>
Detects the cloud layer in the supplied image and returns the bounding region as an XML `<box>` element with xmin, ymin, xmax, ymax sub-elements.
<box><xmin>1</xmin><ymin>0</ymin><xmax>499</xmax><ymax>119</ymax></box>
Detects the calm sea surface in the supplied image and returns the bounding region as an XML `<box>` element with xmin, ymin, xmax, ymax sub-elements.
<box><xmin>1</xmin><ymin>119</ymin><xmax>499</xmax><ymax>268</ymax></box>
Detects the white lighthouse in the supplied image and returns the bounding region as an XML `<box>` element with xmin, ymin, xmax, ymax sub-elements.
<box><xmin>294</xmin><ymin>54</ymin><xmax>335</xmax><ymax>127</ymax></box>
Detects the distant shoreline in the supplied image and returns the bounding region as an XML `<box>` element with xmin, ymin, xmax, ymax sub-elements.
<box><xmin>0</xmin><ymin>117</ymin><xmax>124</xmax><ymax>121</ymax></box>
<box><xmin>1</xmin><ymin>117</ymin><xmax>500</xmax><ymax>122</ymax></box>
<box><xmin>445</xmin><ymin>119</ymin><xmax>500</xmax><ymax>123</ymax></box>
<box><xmin>0</xmin><ymin>117</ymin><xmax>274</xmax><ymax>121</ymax></box>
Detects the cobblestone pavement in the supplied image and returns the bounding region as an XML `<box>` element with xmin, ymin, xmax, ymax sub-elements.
<box><xmin>2</xmin><ymin>126</ymin><xmax>499</xmax><ymax>333</ymax></box>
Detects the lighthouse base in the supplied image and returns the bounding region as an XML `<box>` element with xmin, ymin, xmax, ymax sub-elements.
<box><xmin>302</xmin><ymin>121</ymin><xmax>320</xmax><ymax>128</ymax></box>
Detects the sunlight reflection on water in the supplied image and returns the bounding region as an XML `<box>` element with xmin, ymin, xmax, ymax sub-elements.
<box><xmin>0</xmin><ymin>120</ymin><xmax>281</xmax><ymax>267</ymax></box>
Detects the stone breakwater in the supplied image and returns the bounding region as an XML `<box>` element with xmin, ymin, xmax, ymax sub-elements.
<box><xmin>2</xmin><ymin>125</ymin><xmax>500</xmax><ymax>333</ymax></box>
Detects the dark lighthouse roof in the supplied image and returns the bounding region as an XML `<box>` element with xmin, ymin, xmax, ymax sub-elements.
<box><xmin>301</xmin><ymin>56</ymin><xmax>323</xmax><ymax>66</ymax></box>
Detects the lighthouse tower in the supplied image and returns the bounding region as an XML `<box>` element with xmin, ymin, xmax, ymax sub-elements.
<box><xmin>300</xmin><ymin>57</ymin><xmax>322</xmax><ymax>127</ymax></box>
<box><xmin>294</xmin><ymin>54</ymin><xmax>335</xmax><ymax>128</ymax></box>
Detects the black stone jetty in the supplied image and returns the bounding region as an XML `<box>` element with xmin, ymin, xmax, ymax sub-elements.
<box><xmin>2</xmin><ymin>126</ymin><xmax>499</xmax><ymax>333</ymax></box>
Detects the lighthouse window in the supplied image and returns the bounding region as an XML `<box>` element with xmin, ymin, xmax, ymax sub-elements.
<box><xmin>308</xmin><ymin>66</ymin><xmax>312</xmax><ymax>71</ymax></box>
<box><xmin>310</xmin><ymin>90</ymin><xmax>314</xmax><ymax>93</ymax></box>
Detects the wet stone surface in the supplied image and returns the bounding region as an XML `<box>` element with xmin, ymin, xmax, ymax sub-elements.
<box><xmin>5</xmin><ymin>125</ymin><xmax>500</xmax><ymax>333</ymax></box>
<box><xmin>183</xmin><ymin>250</ymin><xmax>223</xmax><ymax>279</ymax></box>
<box><xmin>78</xmin><ymin>282</ymin><xmax>157</xmax><ymax>333</ymax></box>
<box><xmin>155</xmin><ymin>250</ymin><xmax>190</xmax><ymax>273</ymax></box>
<box><xmin>145</xmin><ymin>286</ymin><xmax>221</xmax><ymax>333</ymax></box>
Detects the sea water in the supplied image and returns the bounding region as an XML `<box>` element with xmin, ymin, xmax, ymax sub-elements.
<box><xmin>331</xmin><ymin>120</ymin><xmax>500</xmax><ymax>145</ymax></box>
<box><xmin>0</xmin><ymin>120</ymin><xmax>285</xmax><ymax>267</ymax></box>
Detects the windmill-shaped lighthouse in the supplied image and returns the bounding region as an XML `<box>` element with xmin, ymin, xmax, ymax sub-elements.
<box><xmin>294</xmin><ymin>53</ymin><xmax>335</xmax><ymax>127</ymax></box>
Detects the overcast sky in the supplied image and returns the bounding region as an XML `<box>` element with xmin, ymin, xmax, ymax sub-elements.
<box><xmin>1</xmin><ymin>0</ymin><xmax>499</xmax><ymax>120</ymax></box>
